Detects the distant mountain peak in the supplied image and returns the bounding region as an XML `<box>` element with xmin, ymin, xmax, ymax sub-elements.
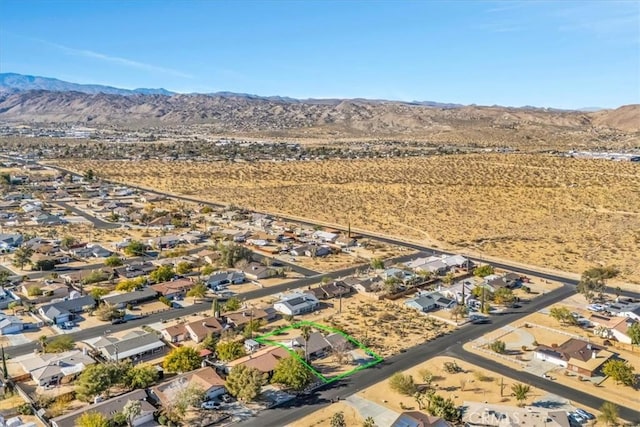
<box><xmin>0</xmin><ymin>72</ymin><xmax>175</xmax><ymax>96</ymax></box>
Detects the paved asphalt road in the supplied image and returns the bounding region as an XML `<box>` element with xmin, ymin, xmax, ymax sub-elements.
<box><xmin>9</xmin><ymin>160</ymin><xmax>640</xmax><ymax>424</ymax></box>
<box><xmin>4</xmin><ymin>251</ymin><xmax>423</xmax><ymax>359</ymax></box>
<box><xmin>236</xmin><ymin>284</ymin><xmax>640</xmax><ymax>426</ymax></box>
<box><xmin>55</xmin><ymin>201</ymin><xmax>122</xmax><ymax>229</ymax></box>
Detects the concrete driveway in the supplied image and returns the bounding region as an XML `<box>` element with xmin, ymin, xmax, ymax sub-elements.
<box><xmin>345</xmin><ymin>395</ymin><xmax>400</xmax><ymax>427</ymax></box>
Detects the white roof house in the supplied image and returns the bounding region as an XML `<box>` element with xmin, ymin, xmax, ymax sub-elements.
<box><xmin>274</xmin><ymin>292</ymin><xmax>320</xmax><ymax>316</ymax></box>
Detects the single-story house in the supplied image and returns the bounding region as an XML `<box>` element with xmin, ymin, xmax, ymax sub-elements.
<box><xmin>589</xmin><ymin>314</ymin><xmax>637</xmax><ymax>344</ymax></box>
<box><xmin>534</xmin><ymin>338</ymin><xmax>614</xmax><ymax>377</ymax></box>
<box><xmin>224</xmin><ymin>308</ymin><xmax>273</xmax><ymax>329</ymax></box>
<box><xmin>150</xmin><ymin>367</ymin><xmax>226</xmax><ymax>406</ymax></box>
<box><xmin>206</xmin><ymin>271</ymin><xmax>246</xmax><ymax>289</ymax></box>
<box><xmin>185</xmin><ymin>317</ymin><xmax>224</xmax><ymax>342</ymax></box>
<box><xmin>161</xmin><ymin>324</ymin><xmax>188</xmax><ymax>343</ymax></box>
<box><xmin>38</xmin><ymin>295</ymin><xmax>95</xmax><ymax>324</ymax></box>
<box><xmin>68</xmin><ymin>244</ymin><xmax>113</xmax><ymax>258</ymax></box>
<box><xmin>51</xmin><ymin>389</ymin><xmax>155</xmax><ymax>427</ymax></box>
<box><xmin>241</xmin><ymin>263</ymin><xmax>274</xmax><ymax>280</ymax></box>
<box><xmin>312</xmin><ymin>230</ymin><xmax>338</xmax><ymax>243</ymax></box>
<box><xmin>0</xmin><ymin>233</ymin><xmax>23</xmax><ymax>248</ymax></box>
<box><xmin>148</xmin><ymin>235</ymin><xmax>182</xmax><ymax>249</ymax></box>
<box><xmin>21</xmin><ymin>281</ymin><xmax>69</xmax><ymax>302</ymax></box>
<box><xmin>441</xmin><ymin>254</ymin><xmax>472</xmax><ymax>269</ymax></box>
<box><xmin>0</xmin><ymin>289</ymin><xmax>20</xmax><ymax>310</ymax></box>
<box><xmin>484</xmin><ymin>275</ymin><xmax>509</xmax><ymax>292</ymax></box>
<box><xmin>20</xmin><ymin>350</ymin><xmax>95</xmax><ymax>386</ymax></box>
<box><xmin>406</xmin><ymin>291</ymin><xmax>456</xmax><ymax>312</ymax></box>
<box><xmin>306</xmin><ymin>281</ymin><xmax>353</xmax><ymax>301</ymax></box>
<box><xmin>274</xmin><ymin>292</ymin><xmax>320</xmax><ymax>316</ymax></box>
<box><xmin>195</xmin><ymin>249</ymin><xmax>221</xmax><ymax>265</ymax></box>
<box><xmin>290</xmin><ymin>331</ymin><xmax>350</xmax><ymax>359</ymax></box>
<box><xmin>226</xmin><ymin>346</ymin><xmax>290</xmax><ymax>376</ymax></box>
<box><xmin>290</xmin><ymin>244</ymin><xmax>331</xmax><ymax>258</ymax></box>
<box><xmin>343</xmin><ymin>276</ymin><xmax>382</xmax><ymax>294</ymax></box>
<box><xmin>0</xmin><ymin>314</ymin><xmax>23</xmax><ymax>335</ymax></box>
<box><xmin>150</xmin><ymin>278</ymin><xmax>195</xmax><ymax>299</ymax></box>
<box><xmin>114</xmin><ymin>262</ymin><xmax>156</xmax><ymax>279</ymax></box>
<box><xmin>101</xmin><ymin>288</ymin><xmax>158</xmax><ymax>308</ymax></box>
<box><xmin>88</xmin><ymin>330</ymin><xmax>166</xmax><ymax>362</ymax></box>
<box><xmin>413</xmin><ymin>260</ymin><xmax>449</xmax><ymax>275</ymax></box>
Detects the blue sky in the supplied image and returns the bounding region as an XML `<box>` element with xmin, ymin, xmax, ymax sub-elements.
<box><xmin>1</xmin><ymin>0</ymin><xmax>638</xmax><ymax>109</ymax></box>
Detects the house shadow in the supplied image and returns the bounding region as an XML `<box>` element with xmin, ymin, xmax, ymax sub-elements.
<box><xmin>532</xmin><ymin>400</ymin><xmax>566</xmax><ymax>409</ymax></box>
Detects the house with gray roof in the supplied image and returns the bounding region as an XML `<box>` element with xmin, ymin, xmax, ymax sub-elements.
<box><xmin>102</xmin><ymin>288</ymin><xmax>158</xmax><ymax>308</ymax></box>
<box><xmin>20</xmin><ymin>350</ymin><xmax>95</xmax><ymax>386</ymax></box>
<box><xmin>87</xmin><ymin>330</ymin><xmax>166</xmax><ymax>362</ymax></box>
<box><xmin>38</xmin><ymin>295</ymin><xmax>95</xmax><ymax>325</ymax></box>
<box><xmin>51</xmin><ymin>389</ymin><xmax>155</xmax><ymax>427</ymax></box>
<box><xmin>273</xmin><ymin>292</ymin><xmax>320</xmax><ymax>316</ymax></box>
<box><xmin>206</xmin><ymin>271</ymin><xmax>246</xmax><ymax>289</ymax></box>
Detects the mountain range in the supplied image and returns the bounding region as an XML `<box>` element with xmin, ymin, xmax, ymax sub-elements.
<box><xmin>0</xmin><ymin>73</ymin><xmax>638</xmax><ymax>140</ymax></box>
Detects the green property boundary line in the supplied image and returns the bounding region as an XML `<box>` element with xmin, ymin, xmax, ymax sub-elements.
<box><xmin>253</xmin><ymin>320</ymin><xmax>383</xmax><ymax>384</ymax></box>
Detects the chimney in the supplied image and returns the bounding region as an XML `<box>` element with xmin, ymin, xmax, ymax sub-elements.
<box><xmin>592</xmin><ymin>350</ymin><xmax>597</xmax><ymax>359</ymax></box>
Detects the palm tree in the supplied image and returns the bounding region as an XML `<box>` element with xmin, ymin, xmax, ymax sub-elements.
<box><xmin>597</xmin><ymin>402</ymin><xmax>619</xmax><ymax>426</ymax></box>
<box><xmin>510</xmin><ymin>383</ymin><xmax>531</xmax><ymax>407</ymax></box>
<box><xmin>299</xmin><ymin>324</ymin><xmax>312</xmax><ymax>362</ymax></box>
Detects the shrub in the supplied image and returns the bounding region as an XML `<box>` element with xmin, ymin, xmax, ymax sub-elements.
<box><xmin>489</xmin><ymin>340</ymin><xmax>506</xmax><ymax>354</ymax></box>
<box><xmin>389</xmin><ymin>372</ymin><xmax>418</xmax><ymax>396</ymax></box>
<box><xmin>159</xmin><ymin>296</ymin><xmax>172</xmax><ymax>307</ymax></box>
<box><xmin>17</xmin><ymin>403</ymin><xmax>33</xmax><ymax>415</ymax></box>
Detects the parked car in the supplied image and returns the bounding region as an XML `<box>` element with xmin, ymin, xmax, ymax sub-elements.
<box><xmin>111</xmin><ymin>318</ymin><xmax>127</xmax><ymax>325</ymax></box>
<box><xmin>201</xmin><ymin>401</ymin><xmax>220</xmax><ymax>410</ymax></box>
<box><xmin>575</xmin><ymin>409</ymin><xmax>595</xmax><ymax>420</ymax></box>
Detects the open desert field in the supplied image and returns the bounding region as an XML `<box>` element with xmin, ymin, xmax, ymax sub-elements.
<box><xmin>53</xmin><ymin>153</ymin><xmax>640</xmax><ymax>284</ymax></box>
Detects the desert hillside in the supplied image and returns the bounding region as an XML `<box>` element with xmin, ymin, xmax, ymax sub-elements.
<box><xmin>1</xmin><ymin>91</ymin><xmax>638</xmax><ymax>147</ymax></box>
<box><xmin>54</xmin><ymin>154</ymin><xmax>640</xmax><ymax>283</ymax></box>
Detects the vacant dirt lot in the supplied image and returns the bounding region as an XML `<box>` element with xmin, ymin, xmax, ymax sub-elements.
<box><xmin>54</xmin><ymin>154</ymin><xmax>640</xmax><ymax>283</ymax></box>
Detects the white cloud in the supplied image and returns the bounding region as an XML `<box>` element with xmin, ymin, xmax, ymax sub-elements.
<box><xmin>38</xmin><ymin>39</ymin><xmax>193</xmax><ymax>79</ymax></box>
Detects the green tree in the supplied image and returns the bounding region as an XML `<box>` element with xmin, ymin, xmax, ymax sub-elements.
<box><xmin>27</xmin><ymin>286</ymin><xmax>43</xmax><ymax>297</ymax></box>
<box><xmin>8</xmin><ymin>300</ymin><xmax>20</xmax><ymax>315</ymax></box>
<box><xmin>95</xmin><ymin>303</ymin><xmax>124</xmax><ymax>321</ymax></box>
<box><xmin>115</xmin><ymin>277</ymin><xmax>146</xmax><ymax>292</ymax></box>
<box><xmin>370</xmin><ymin>258</ymin><xmax>384</xmax><ymax>270</ymax></box>
<box><xmin>175</xmin><ymin>261</ymin><xmax>192</xmax><ymax>275</ymax></box>
<box><xmin>77</xmin><ymin>412</ymin><xmax>109</xmax><ymax>427</ymax></box>
<box><xmin>199</xmin><ymin>333</ymin><xmax>217</xmax><ymax>353</ymax></box>
<box><xmin>33</xmin><ymin>259</ymin><xmax>56</xmax><ymax>271</ymax></box>
<box><xmin>76</xmin><ymin>363</ymin><xmax>126</xmax><ymax>401</ymax></box>
<box><xmin>45</xmin><ymin>335</ymin><xmax>75</xmax><ymax>353</ymax></box>
<box><xmin>628</xmin><ymin>322</ymin><xmax>640</xmax><ymax>346</ymax></box>
<box><xmin>473</xmin><ymin>264</ymin><xmax>494</xmax><ymax>278</ymax></box>
<box><xmin>602</xmin><ymin>359</ymin><xmax>636</xmax><ymax>387</ymax></box>
<box><xmin>218</xmin><ymin>243</ymin><xmax>253</xmax><ymax>268</ymax></box>
<box><xmin>577</xmin><ymin>266</ymin><xmax>618</xmax><ymax>302</ymax></box>
<box><xmin>122</xmin><ymin>400</ymin><xmax>142</xmax><ymax>427</ymax></box>
<box><xmin>38</xmin><ymin>335</ymin><xmax>48</xmax><ymax>353</ymax></box>
<box><xmin>549</xmin><ymin>307</ymin><xmax>578</xmax><ymax>326</ymax></box>
<box><xmin>123</xmin><ymin>240</ymin><xmax>146</xmax><ymax>256</ymax></box>
<box><xmin>389</xmin><ymin>372</ymin><xmax>418</xmax><ymax>396</ymax></box>
<box><xmin>426</xmin><ymin>393</ymin><xmax>461</xmax><ymax>422</ymax></box>
<box><xmin>82</xmin><ymin>270</ymin><xmax>108</xmax><ymax>285</ymax></box>
<box><xmin>201</xmin><ymin>264</ymin><xmax>216</xmax><ymax>275</ymax></box>
<box><xmin>164</xmin><ymin>384</ymin><xmax>205</xmax><ymax>422</ymax></box>
<box><xmin>186</xmin><ymin>281</ymin><xmax>207</xmax><ymax>303</ymax></box>
<box><xmin>330</xmin><ymin>412</ymin><xmax>346</xmax><ymax>427</ymax></box>
<box><xmin>12</xmin><ymin>246</ymin><xmax>34</xmax><ymax>270</ymax></box>
<box><xmin>271</xmin><ymin>355</ymin><xmax>314</xmax><ymax>391</ymax></box>
<box><xmin>216</xmin><ymin>340</ymin><xmax>246</xmax><ymax>362</ymax></box>
<box><xmin>0</xmin><ymin>270</ymin><xmax>10</xmax><ymax>291</ymax></box>
<box><xmin>89</xmin><ymin>287</ymin><xmax>109</xmax><ymax>300</ymax></box>
<box><xmin>104</xmin><ymin>255</ymin><xmax>124</xmax><ymax>267</ymax></box>
<box><xmin>597</xmin><ymin>401</ymin><xmax>619</xmax><ymax>426</ymax></box>
<box><xmin>83</xmin><ymin>169</ymin><xmax>95</xmax><ymax>182</ymax></box>
<box><xmin>150</xmin><ymin>265</ymin><xmax>175</xmax><ymax>283</ymax></box>
<box><xmin>125</xmin><ymin>363</ymin><xmax>158</xmax><ymax>389</ymax></box>
<box><xmin>511</xmin><ymin>383</ymin><xmax>531</xmax><ymax>406</ymax></box>
<box><xmin>494</xmin><ymin>288</ymin><xmax>515</xmax><ymax>305</ymax></box>
<box><xmin>225</xmin><ymin>364</ymin><xmax>267</xmax><ymax>402</ymax></box>
<box><xmin>163</xmin><ymin>346</ymin><xmax>202</xmax><ymax>373</ymax></box>
<box><xmin>243</xmin><ymin>318</ymin><xmax>265</xmax><ymax>339</ymax></box>
<box><xmin>60</xmin><ymin>236</ymin><xmax>76</xmax><ymax>249</ymax></box>
<box><xmin>224</xmin><ymin>296</ymin><xmax>241</xmax><ymax>312</ymax></box>
<box><xmin>489</xmin><ymin>340</ymin><xmax>506</xmax><ymax>354</ymax></box>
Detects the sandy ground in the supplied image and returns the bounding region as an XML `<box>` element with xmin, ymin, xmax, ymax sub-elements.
<box><xmin>287</xmin><ymin>401</ymin><xmax>363</xmax><ymax>427</ymax></box>
<box><xmin>465</xmin><ymin>302</ymin><xmax>640</xmax><ymax>413</ymax></box>
<box><xmin>54</xmin><ymin>154</ymin><xmax>640</xmax><ymax>285</ymax></box>
<box><xmin>0</xmin><ymin>394</ymin><xmax>46</xmax><ymax>427</ymax></box>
